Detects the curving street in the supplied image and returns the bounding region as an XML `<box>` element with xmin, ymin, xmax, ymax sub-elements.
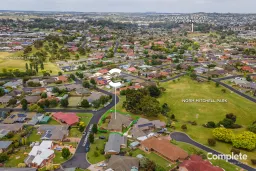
<box><xmin>170</xmin><ymin>132</ymin><xmax>256</xmax><ymax>171</ymax></box>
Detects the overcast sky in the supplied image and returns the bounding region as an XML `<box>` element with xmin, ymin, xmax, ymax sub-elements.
<box><xmin>0</xmin><ymin>0</ymin><xmax>255</xmax><ymax>13</ymax></box>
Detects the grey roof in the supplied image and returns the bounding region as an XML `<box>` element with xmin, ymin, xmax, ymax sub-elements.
<box><xmin>104</xmin><ymin>134</ymin><xmax>127</xmax><ymax>153</ymax></box>
<box><xmin>0</xmin><ymin>123</ymin><xmax>23</xmax><ymax>132</ymax></box>
<box><xmin>0</xmin><ymin>95</ymin><xmax>12</xmax><ymax>103</ymax></box>
<box><xmin>107</xmin><ymin>113</ymin><xmax>132</xmax><ymax>132</ymax></box>
<box><xmin>38</xmin><ymin>125</ymin><xmax>69</xmax><ymax>141</ymax></box>
<box><xmin>24</xmin><ymin>96</ymin><xmax>41</xmax><ymax>103</ymax></box>
<box><xmin>106</xmin><ymin>155</ymin><xmax>139</xmax><ymax>171</ymax></box>
<box><xmin>0</xmin><ymin>141</ymin><xmax>12</xmax><ymax>149</ymax></box>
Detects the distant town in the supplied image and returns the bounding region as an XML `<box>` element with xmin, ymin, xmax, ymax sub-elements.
<box><xmin>0</xmin><ymin>11</ymin><xmax>255</xmax><ymax>171</ymax></box>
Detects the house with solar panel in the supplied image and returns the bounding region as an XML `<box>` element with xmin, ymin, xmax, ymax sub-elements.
<box><xmin>130</xmin><ymin>118</ymin><xmax>166</xmax><ymax>141</ymax></box>
<box><xmin>37</xmin><ymin>125</ymin><xmax>69</xmax><ymax>141</ymax></box>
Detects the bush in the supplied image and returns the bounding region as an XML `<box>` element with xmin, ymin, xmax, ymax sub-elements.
<box><xmin>62</xmin><ymin>148</ymin><xmax>71</xmax><ymax>159</ymax></box>
<box><xmin>205</xmin><ymin>121</ymin><xmax>216</xmax><ymax>128</ymax></box>
<box><xmin>230</xmin><ymin>148</ymin><xmax>240</xmax><ymax>155</ymax></box>
<box><xmin>208</xmin><ymin>138</ymin><xmax>216</xmax><ymax>146</ymax></box>
<box><xmin>248</xmin><ymin>124</ymin><xmax>256</xmax><ymax>134</ymax></box>
<box><xmin>181</xmin><ymin>124</ymin><xmax>187</xmax><ymax>130</ymax></box>
<box><xmin>212</xmin><ymin>127</ymin><xmax>234</xmax><ymax>143</ymax></box>
<box><xmin>251</xmin><ymin>159</ymin><xmax>256</xmax><ymax>165</ymax></box>
<box><xmin>232</xmin><ymin>131</ymin><xmax>256</xmax><ymax>150</ymax></box>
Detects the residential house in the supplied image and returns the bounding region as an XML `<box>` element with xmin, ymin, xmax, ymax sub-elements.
<box><xmin>141</xmin><ymin>137</ymin><xmax>188</xmax><ymax>162</ymax></box>
<box><xmin>106</xmin><ymin>155</ymin><xmax>139</xmax><ymax>171</ymax></box>
<box><xmin>130</xmin><ymin>118</ymin><xmax>165</xmax><ymax>140</ymax></box>
<box><xmin>24</xmin><ymin>96</ymin><xmax>41</xmax><ymax>104</ymax></box>
<box><xmin>0</xmin><ymin>95</ymin><xmax>12</xmax><ymax>104</ymax></box>
<box><xmin>24</xmin><ymin>141</ymin><xmax>54</xmax><ymax>168</ymax></box>
<box><xmin>38</xmin><ymin>125</ymin><xmax>69</xmax><ymax>141</ymax></box>
<box><xmin>107</xmin><ymin>113</ymin><xmax>132</xmax><ymax>132</ymax></box>
<box><xmin>56</xmin><ymin>76</ymin><xmax>68</xmax><ymax>83</ymax></box>
<box><xmin>52</xmin><ymin>112</ymin><xmax>79</xmax><ymax>126</ymax></box>
<box><xmin>0</xmin><ymin>123</ymin><xmax>23</xmax><ymax>132</ymax></box>
<box><xmin>179</xmin><ymin>155</ymin><xmax>223</xmax><ymax>171</ymax></box>
<box><xmin>104</xmin><ymin>134</ymin><xmax>127</xmax><ymax>155</ymax></box>
<box><xmin>0</xmin><ymin>141</ymin><xmax>12</xmax><ymax>153</ymax></box>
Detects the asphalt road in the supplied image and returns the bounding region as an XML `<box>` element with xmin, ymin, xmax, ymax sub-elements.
<box><xmin>61</xmin><ymin>88</ymin><xmax>119</xmax><ymax>169</ymax></box>
<box><xmin>170</xmin><ymin>132</ymin><xmax>256</xmax><ymax>171</ymax></box>
<box><xmin>197</xmin><ymin>75</ymin><xmax>256</xmax><ymax>103</ymax></box>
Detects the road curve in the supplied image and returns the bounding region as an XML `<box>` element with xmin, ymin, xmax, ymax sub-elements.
<box><xmin>170</xmin><ymin>132</ymin><xmax>255</xmax><ymax>171</ymax></box>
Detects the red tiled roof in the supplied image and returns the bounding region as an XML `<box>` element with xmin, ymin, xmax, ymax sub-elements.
<box><xmin>52</xmin><ymin>112</ymin><xmax>79</xmax><ymax>126</ymax></box>
<box><xmin>179</xmin><ymin>155</ymin><xmax>223</xmax><ymax>171</ymax></box>
<box><xmin>141</xmin><ymin>137</ymin><xmax>188</xmax><ymax>161</ymax></box>
<box><xmin>57</xmin><ymin>76</ymin><xmax>68</xmax><ymax>82</ymax></box>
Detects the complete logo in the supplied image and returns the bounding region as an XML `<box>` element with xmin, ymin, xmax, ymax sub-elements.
<box><xmin>207</xmin><ymin>152</ymin><xmax>247</xmax><ymax>162</ymax></box>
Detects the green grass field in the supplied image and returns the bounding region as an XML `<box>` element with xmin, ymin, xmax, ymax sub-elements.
<box><xmin>159</xmin><ymin>76</ymin><xmax>256</xmax><ymax>166</ymax></box>
<box><xmin>0</xmin><ymin>52</ymin><xmax>61</xmax><ymax>75</ymax></box>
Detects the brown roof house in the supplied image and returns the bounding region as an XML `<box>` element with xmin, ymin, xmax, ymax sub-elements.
<box><xmin>107</xmin><ymin>113</ymin><xmax>132</xmax><ymax>132</ymax></box>
<box><xmin>0</xmin><ymin>95</ymin><xmax>12</xmax><ymax>104</ymax></box>
<box><xmin>141</xmin><ymin>137</ymin><xmax>188</xmax><ymax>162</ymax></box>
<box><xmin>106</xmin><ymin>155</ymin><xmax>139</xmax><ymax>171</ymax></box>
<box><xmin>24</xmin><ymin>96</ymin><xmax>41</xmax><ymax>104</ymax></box>
<box><xmin>130</xmin><ymin>118</ymin><xmax>165</xmax><ymax>140</ymax></box>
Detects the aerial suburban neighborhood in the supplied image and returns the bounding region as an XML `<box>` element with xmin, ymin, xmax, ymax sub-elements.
<box><xmin>0</xmin><ymin>1</ymin><xmax>255</xmax><ymax>171</ymax></box>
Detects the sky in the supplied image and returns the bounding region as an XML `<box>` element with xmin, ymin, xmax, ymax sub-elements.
<box><xmin>0</xmin><ymin>0</ymin><xmax>255</xmax><ymax>13</ymax></box>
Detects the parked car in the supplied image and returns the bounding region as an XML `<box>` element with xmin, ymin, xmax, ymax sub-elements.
<box><xmin>99</xmin><ymin>136</ymin><xmax>106</xmax><ymax>139</ymax></box>
<box><xmin>85</xmin><ymin>145</ymin><xmax>90</xmax><ymax>152</ymax></box>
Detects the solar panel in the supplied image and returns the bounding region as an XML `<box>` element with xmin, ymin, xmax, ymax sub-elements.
<box><xmin>10</xmin><ymin>115</ymin><xmax>15</xmax><ymax>118</ymax></box>
<box><xmin>138</xmin><ymin>123</ymin><xmax>153</xmax><ymax>128</ymax></box>
<box><xmin>18</xmin><ymin>114</ymin><xmax>26</xmax><ymax>117</ymax></box>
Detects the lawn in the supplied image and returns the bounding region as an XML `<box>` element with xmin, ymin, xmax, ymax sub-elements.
<box><xmin>87</xmin><ymin>132</ymin><xmax>109</xmax><ymax>164</ymax></box>
<box><xmin>53</xmin><ymin>151</ymin><xmax>71</xmax><ymax>164</ymax></box>
<box><xmin>69</xmin><ymin>113</ymin><xmax>93</xmax><ymax>137</ymax></box>
<box><xmin>28</xmin><ymin>129</ymin><xmax>41</xmax><ymax>142</ymax></box>
<box><xmin>4</xmin><ymin>147</ymin><xmax>31</xmax><ymax>167</ymax></box>
<box><xmin>159</xmin><ymin>76</ymin><xmax>256</xmax><ymax>166</ymax></box>
<box><xmin>132</xmin><ymin>149</ymin><xmax>173</xmax><ymax>170</ymax></box>
<box><xmin>0</xmin><ymin>52</ymin><xmax>61</xmax><ymax>75</ymax></box>
<box><xmin>68</xmin><ymin>96</ymin><xmax>83</xmax><ymax>107</ymax></box>
<box><xmin>47</xmin><ymin>118</ymin><xmax>60</xmax><ymax>125</ymax></box>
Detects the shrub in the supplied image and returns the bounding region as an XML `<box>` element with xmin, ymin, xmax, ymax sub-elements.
<box><xmin>230</xmin><ymin>148</ymin><xmax>240</xmax><ymax>155</ymax></box>
<box><xmin>251</xmin><ymin>159</ymin><xmax>256</xmax><ymax>165</ymax></box>
<box><xmin>212</xmin><ymin>127</ymin><xmax>234</xmax><ymax>143</ymax></box>
<box><xmin>248</xmin><ymin>124</ymin><xmax>256</xmax><ymax>134</ymax></box>
<box><xmin>232</xmin><ymin>131</ymin><xmax>256</xmax><ymax>150</ymax></box>
<box><xmin>181</xmin><ymin>124</ymin><xmax>187</xmax><ymax>130</ymax></box>
<box><xmin>208</xmin><ymin>138</ymin><xmax>216</xmax><ymax>146</ymax></box>
<box><xmin>205</xmin><ymin>121</ymin><xmax>216</xmax><ymax>128</ymax></box>
<box><xmin>94</xmin><ymin>151</ymin><xmax>99</xmax><ymax>157</ymax></box>
<box><xmin>61</xmin><ymin>148</ymin><xmax>71</xmax><ymax>159</ymax></box>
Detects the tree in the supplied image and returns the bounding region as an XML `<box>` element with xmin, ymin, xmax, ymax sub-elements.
<box><xmin>58</xmin><ymin>71</ymin><xmax>62</xmax><ymax>76</ymax></box>
<box><xmin>8</xmin><ymin>98</ymin><xmax>17</xmax><ymax>106</ymax></box>
<box><xmin>78</xmin><ymin>122</ymin><xmax>86</xmax><ymax>132</ymax></box>
<box><xmin>248</xmin><ymin>124</ymin><xmax>256</xmax><ymax>134</ymax></box>
<box><xmin>218</xmin><ymin>118</ymin><xmax>235</xmax><ymax>128</ymax></box>
<box><xmin>181</xmin><ymin>124</ymin><xmax>187</xmax><ymax>131</ymax></box>
<box><xmin>139</xmin><ymin>96</ymin><xmax>161</xmax><ymax>117</ymax></box>
<box><xmin>62</xmin><ymin>148</ymin><xmax>71</xmax><ymax>159</ymax></box>
<box><xmin>29</xmin><ymin>104</ymin><xmax>44</xmax><ymax>113</ymax></box>
<box><xmin>206</xmin><ymin>121</ymin><xmax>216</xmax><ymax>128</ymax></box>
<box><xmin>81</xmin><ymin>99</ymin><xmax>90</xmax><ymax>108</ymax></box>
<box><xmin>140</xmin><ymin>158</ymin><xmax>156</xmax><ymax>171</ymax></box>
<box><xmin>40</xmin><ymin>63</ymin><xmax>44</xmax><ymax>70</ymax></box>
<box><xmin>25</xmin><ymin>63</ymin><xmax>28</xmax><ymax>70</ymax></box>
<box><xmin>161</xmin><ymin>103</ymin><xmax>170</xmax><ymax>116</ymax></box>
<box><xmin>0</xmin><ymin>88</ymin><xmax>4</xmax><ymax>97</ymax></box>
<box><xmin>92</xmin><ymin>124</ymin><xmax>98</xmax><ymax>134</ymax></box>
<box><xmin>226</xmin><ymin>113</ymin><xmax>236</xmax><ymax>123</ymax></box>
<box><xmin>41</xmin><ymin>92</ymin><xmax>47</xmax><ymax>99</ymax></box>
<box><xmin>232</xmin><ymin>131</ymin><xmax>256</xmax><ymax>150</ymax></box>
<box><xmin>148</xmin><ymin>85</ymin><xmax>161</xmax><ymax>97</ymax></box>
<box><xmin>213</xmin><ymin>127</ymin><xmax>234</xmax><ymax>143</ymax></box>
<box><xmin>0</xmin><ymin>153</ymin><xmax>9</xmax><ymax>162</ymax></box>
<box><xmin>21</xmin><ymin>99</ymin><xmax>28</xmax><ymax>111</ymax></box>
<box><xmin>82</xmin><ymin>81</ymin><xmax>90</xmax><ymax>88</ymax></box>
<box><xmin>215</xmin><ymin>82</ymin><xmax>220</xmax><ymax>87</ymax></box>
<box><xmin>90</xmin><ymin>78</ymin><xmax>96</xmax><ymax>85</ymax></box>
<box><xmin>89</xmin><ymin>133</ymin><xmax>94</xmax><ymax>143</ymax></box>
<box><xmin>60</xmin><ymin>99</ymin><xmax>69</xmax><ymax>107</ymax></box>
<box><xmin>94</xmin><ymin>151</ymin><xmax>99</xmax><ymax>157</ymax></box>
<box><xmin>208</xmin><ymin>138</ymin><xmax>216</xmax><ymax>146</ymax></box>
